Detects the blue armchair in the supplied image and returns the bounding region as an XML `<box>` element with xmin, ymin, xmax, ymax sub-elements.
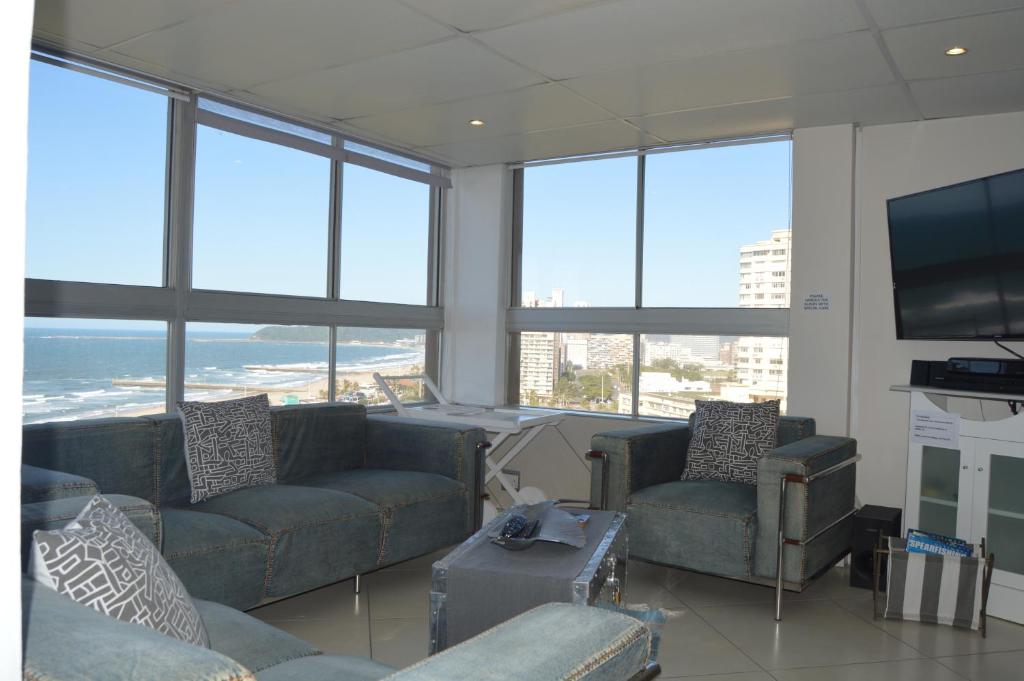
<box><xmin>588</xmin><ymin>416</ymin><xmax>859</xmax><ymax>619</ymax></box>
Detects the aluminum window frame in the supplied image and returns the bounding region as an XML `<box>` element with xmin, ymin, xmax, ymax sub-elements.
<box><xmin>508</xmin><ymin>135</ymin><xmax>792</xmax><ymax>417</ymax></box>
<box><xmin>24</xmin><ymin>49</ymin><xmax>447</xmax><ymax>418</ymax></box>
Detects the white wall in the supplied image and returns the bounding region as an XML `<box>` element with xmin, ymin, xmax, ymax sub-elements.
<box><xmin>441</xmin><ymin>165</ymin><xmax>512</xmax><ymax>406</ymax></box>
<box><xmin>851</xmin><ymin>110</ymin><xmax>1024</xmax><ymax>507</ymax></box>
<box><xmin>787</xmin><ymin>125</ymin><xmax>856</xmax><ymax>437</ymax></box>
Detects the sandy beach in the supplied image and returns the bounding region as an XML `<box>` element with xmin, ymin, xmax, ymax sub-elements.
<box><xmin>115</xmin><ymin>362</ymin><xmax>424</xmax><ymax>419</ymax></box>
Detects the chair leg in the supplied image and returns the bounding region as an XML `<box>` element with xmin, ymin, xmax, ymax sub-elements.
<box><xmin>353</xmin><ymin>574</ymin><xmax>361</xmax><ymax>594</ymax></box>
<box><xmin>775</xmin><ymin>477</ymin><xmax>788</xmax><ymax>622</ymax></box>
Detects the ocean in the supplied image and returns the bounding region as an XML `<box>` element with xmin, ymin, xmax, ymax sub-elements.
<box><xmin>23</xmin><ymin>328</ymin><xmax>424</xmax><ymax>424</ymax></box>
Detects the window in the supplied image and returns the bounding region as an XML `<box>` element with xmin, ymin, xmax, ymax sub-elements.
<box><xmin>24</xmin><ymin>318</ymin><xmax>167</xmax><ymax>423</ymax></box>
<box><xmin>26</xmin><ymin>61</ymin><xmax>168</xmax><ymax>286</ymax></box>
<box><xmin>512</xmin><ymin>137</ymin><xmax>791</xmax><ymax>416</ymax></box>
<box><xmin>192</xmin><ymin>126</ymin><xmax>331</xmax><ymax>297</ymax></box>
<box><xmin>335</xmin><ymin>327</ymin><xmax>429</xmax><ymax>405</ymax></box>
<box><xmin>340</xmin><ymin>166</ymin><xmax>431</xmax><ymax>305</ymax></box>
<box><xmin>520</xmin><ymin>157</ymin><xmax>636</xmax><ymax>307</ymax></box>
<box><xmin>184</xmin><ymin>323</ymin><xmax>329</xmax><ymax>405</ymax></box>
<box><xmin>517</xmin><ymin>333</ymin><xmax>633</xmax><ymax>413</ymax></box>
<box><xmin>643</xmin><ymin>140</ymin><xmax>791</xmax><ymax>307</ymax></box>
<box><xmin>24</xmin><ymin>52</ymin><xmax>446</xmax><ymax>425</ymax></box>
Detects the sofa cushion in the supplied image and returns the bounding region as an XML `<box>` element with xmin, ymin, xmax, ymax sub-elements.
<box><xmin>22</xmin><ymin>578</ymin><xmax>253</xmax><ymax>681</ymax></box>
<box><xmin>384</xmin><ymin>603</ymin><xmax>651</xmax><ymax>681</ymax></box>
<box><xmin>273</xmin><ymin>402</ymin><xmax>367</xmax><ymax>483</ymax></box>
<box><xmin>21</xmin><ymin>494</ymin><xmax>160</xmax><ymax>571</ymax></box>
<box><xmin>21</xmin><ymin>463</ymin><xmax>98</xmax><ymax>503</ymax></box>
<box><xmin>151</xmin><ymin>412</ymin><xmax>192</xmax><ymax>508</ymax></box>
<box><xmin>29</xmin><ymin>495</ymin><xmax>209</xmax><ymax>648</ymax></box>
<box><xmin>178</xmin><ymin>394</ymin><xmax>276</xmax><ymax>503</ymax></box>
<box><xmin>162</xmin><ymin>508</ymin><xmax>271</xmax><ymax>610</ymax></box>
<box><xmin>298</xmin><ymin>469</ymin><xmax>468</xmax><ymax>566</ymax></box>
<box><xmin>257</xmin><ymin>655</ymin><xmax>394</xmax><ymax>681</ymax></box>
<box><xmin>683</xmin><ymin>400</ymin><xmax>780</xmax><ymax>485</ymax></box>
<box><xmin>22</xmin><ymin>417</ymin><xmax>159</xmax><ymax>503</ymax></box>
<box><xmin>627</xmin><ymin>480</ymin><xmax>757</xmax><ymax>578</ymax></box>
<box><xmin>189</xmin><ymin>484</ymin><xmax>381</xmax><ymax>598</ymax></box>
<box><xmin>195</xmin><ymin>599</ymin><xmax>319</xmax><ymax>672</ymax></box>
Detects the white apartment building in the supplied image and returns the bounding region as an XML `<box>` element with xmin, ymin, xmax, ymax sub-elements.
<box><xmin>519</xmin><ymin>331</ymin><xmax>560</xmax><ymax>400</ymax></box>
<box><xmin>587</xmin><ymin>335</ymin><xmax>632</xmax><ymax>370</ymax></box>
<box><xmin>735</xmin><ymin>229</ymin><xmax>790</xmax><ymax>408</ymax></box>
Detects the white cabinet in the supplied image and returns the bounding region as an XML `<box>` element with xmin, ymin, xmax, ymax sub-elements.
<box><xmin>896</xmin><ymin>386</ymin><xmax>1024</xmax><ymax>625</ymax></box>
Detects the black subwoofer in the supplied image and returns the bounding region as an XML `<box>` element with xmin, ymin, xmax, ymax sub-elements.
<box><xmin>850</xmin><ymin>505</ymin><xmax>902</xmax><ymax>590</ymax></box>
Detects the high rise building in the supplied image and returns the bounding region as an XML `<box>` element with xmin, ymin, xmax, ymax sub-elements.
<box><xmin>735</xmin><ymin>229</ymin><xmax>790</xmax><ymax>408</ymax></box>
<box><xmin>587</xmin><ymin>335</ymin><xmax>632</xmax><ymax>369</ymax></box>
<box><xmin>519</xmin><ymin>331</ymin><xmax>560</xmax><ymax>400</ymax></box>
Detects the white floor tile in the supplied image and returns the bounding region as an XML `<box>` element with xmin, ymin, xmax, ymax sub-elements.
<box><xmin>266</xmin><ymin>615</ymin><xmax>371</xmax><ymax>657</ymax></box>
<box><xmin>935</xmin><ymin>650</ymin><xmax>1024</xmax><ymax>681</ymax></box>
<box><xmin>653</xmin><ymin>608</ymin><xmax>761</xmax><ymax>678</ymax></box>
<box><xmin>249</xmin><ymin>578</ymin><xmax>366</xmax><ymax>622</ymax></box>
<box><xmin>370</xmin><ymin>617</ymin><xmax>431</xmax><ymax>669</ymax></box>
<box><xmin>696</xmin><ymin>599</ymin><xmax>921</xmax><ymax>670</ymax></box>
<box><xmin>366</xmin><ymin>569</ymin><xmax>433</xmax><ymax>620</ymax></box>
<box><xmin>770</xmin><ymin>658</ymin><xmax>966</xmax><ymax>681</ymax></box>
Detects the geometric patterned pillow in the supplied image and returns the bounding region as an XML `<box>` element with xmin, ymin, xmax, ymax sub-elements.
<box><xmin>177</xmin><ymin>393</ymin><xmax>276</xmax><ymax>504</ymax></box>
<box><xmin>28</xmin><ymin>495</ymin><xmax>210</xmax><ymax>648</ymax></box>
<box><xmin>682</xmin><ymin>399</ymin><xmax>780</xmax><ymax>485</ymax></box>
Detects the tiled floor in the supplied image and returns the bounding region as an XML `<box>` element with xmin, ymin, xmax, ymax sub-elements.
<box><xmin>249</xmin><ymin>550</ymin><xmax>1024</xmax><ymax>680</ymax></box>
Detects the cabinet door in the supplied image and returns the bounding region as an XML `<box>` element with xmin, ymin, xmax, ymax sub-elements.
<box><xmin>909</xmin><ymin>444</ymin><xmax>973</xmax><ymax>539</ymax></box>
<box><xmin>971</xmin><ymin>440</ymin><xmax>1024</xmax><ymax>591</ymax></box>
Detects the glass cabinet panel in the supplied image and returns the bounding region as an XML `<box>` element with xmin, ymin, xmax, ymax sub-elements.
<box><xmin>986</xmin><ymin>454</ymin><xmax>1024</xmax><ymax>575</ymax></box>
<box><xmin>919</xmin><ymin>446</ymin><xmax>960</xmax><ymax>536</ymax></box>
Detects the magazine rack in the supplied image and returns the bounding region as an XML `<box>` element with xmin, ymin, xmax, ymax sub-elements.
<box><xmin>873</xmin><ymin>537</ymin><xmax>995</xmax><ymax>636</ymax></box>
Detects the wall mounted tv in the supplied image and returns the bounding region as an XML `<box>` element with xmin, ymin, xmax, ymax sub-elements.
<box><xmin>887</xmin><ymin>167</ymin><xmax>1024</xmax><ymax>340</ymax></box>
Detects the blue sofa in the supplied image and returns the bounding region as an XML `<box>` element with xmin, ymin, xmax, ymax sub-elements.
<box><xmin>21</xmin><ymin>403</ymin><xmax>489</xmax><ymax>610</ymax></box>
<box><xmin>22</xmin><ymin>577</ymin><xmax>658</xmax><ymax>681</ymax></box>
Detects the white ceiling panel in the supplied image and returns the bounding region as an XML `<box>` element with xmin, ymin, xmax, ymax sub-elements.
<box><xmin>33</xmin><ymin>0</ymin><xmax>232</xmax><ymax>51</ymax></box>
<box><xmin>248</xmin><ymin>38</ymin><xmax>543</xmax><ymax>120</ymax></box>
<box><xmin>628</xmin><ymin>85</ymin><xmax>918</xmax><ymax>142</ymax></box>
<box><xmin>421</xmin><ymin>120</ymin><xmax>659</xmax><ymax>166</ymax></box>
<box><xmin>883</xmin><ymin>10</ymin><xmax>1024</xmax><ymax>80</ymax></box>
<box><xmin>399</xmin><ymin>0</ymin><xmax>602</xmax><ymax>32</ymax></box>
<box><xmin>861</xmin><ymin>0</ymin><xmax>1024</xmax><ymax>29</ymax></box>
<box><xmin>347</xmin><ymin>83</ymin><xmax>613</xmax><ymax>148</ymax></box>
<box><xmin>108</xmin><ymin>0</ymin><xmax>454</xmax><ymax>89</ymax></box>
<box><xmin>476</xmin><ymin>0</ymin><xmax>867</xmax><ymax>80</ymax></box>
<box><xmin>564</xmin><ymin>31</ymin><xmax>893</xmax><ymax>118</ymax></box>
<box><xmin>911</xmin><ymin>69</ymin><xmax>1024</xmax><ymax>119</ymax></box>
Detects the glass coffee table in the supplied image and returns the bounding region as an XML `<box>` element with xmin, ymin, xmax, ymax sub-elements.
<box><xmin>428</xmin><ymin>505</ymin><xmax>627</xmax><ymax>653</ymax></box>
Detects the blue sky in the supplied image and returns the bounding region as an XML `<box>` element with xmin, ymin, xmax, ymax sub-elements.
<box><xmin>25</xmin><ymin>60</ymin><xmax>430</xmax><ymax>320</ymax></box>
<box><xmin>26</xmin><ymin>60</ymin><xmax>790</xmax><ymax>329</ymax></box>
<box><xmin>522</xmin><ymin>141</ymin><xmax>792</xmax><ymax>307</ymax></box>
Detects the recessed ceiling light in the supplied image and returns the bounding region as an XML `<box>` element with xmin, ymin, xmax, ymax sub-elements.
<box><xmin>468</xmin><ymin>119</ymin><xmax>486</xmax><ymax>127</ymax></box>
<box><xmin>944</xmin><ymin>46</ymin><xmax>968</xmax><ymax>56</ymax></box>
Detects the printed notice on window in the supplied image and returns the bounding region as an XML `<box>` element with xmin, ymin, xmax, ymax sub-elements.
<box><xmin>910</xmin><ymin>410</ymin><xmax>959</xmax><ymax>447</ymax></box>
<box><xmin>802</xmin><ymin>293</ymin><xmax>831</xmax><ymax>312</ymax></box>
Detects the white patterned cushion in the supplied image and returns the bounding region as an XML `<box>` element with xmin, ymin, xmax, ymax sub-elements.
<box><xmin>682</xmin><ymin>400</ymin><xmax>780</xmax><ymax>485</ymax></box>
<box><xmin>177</xmin><ymin>393</ymin><xmax>276</xmax><ymax>503</ymax></box>
<box><xmin>29</xmin><ymin>495</ymin><xmax>209</xmax><ymax>647</ymax></box>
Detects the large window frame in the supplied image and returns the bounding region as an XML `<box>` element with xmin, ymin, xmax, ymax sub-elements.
<box><xmin>24</xmin><ymin>48</ymin><xmax>448</xmax><ymax>415</ymax></box>
<box><xmin>507</xmin><ymin>136</ymin><xmax>792</xmax><ymax>418</ymax></box>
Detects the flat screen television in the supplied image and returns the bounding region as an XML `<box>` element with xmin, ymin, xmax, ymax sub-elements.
<box><xmin>887</xmin><ymin>167</ymin><xmax>1024</xmax><ymax>340</ymax></box>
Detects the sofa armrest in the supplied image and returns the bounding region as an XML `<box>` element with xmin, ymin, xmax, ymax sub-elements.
<box><xmin>385</xmin><ymin>603</ymin><xmax>654</xmax><ymax>681</ymax></box>
<box><xmin>21</xmin><ymin>494</ymin><xmax>162</xmax><ymax>571</ymax></box>
<box><xmin>754</xmin><ymin>435</ymin><xmax>858</xmax><ymax>585</ymax></box>
<box><xmin>589</xmin><ymin>423</ymin><xmax>691</xmax><ymax>511</ymax></box>
<box><xmin>21</xmin><ymin>463</ymin><xmax>99</xmax><ymax>504</ymax></box>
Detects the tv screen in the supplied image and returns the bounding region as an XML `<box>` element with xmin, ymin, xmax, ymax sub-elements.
<box><xmin>887</xmin><ymin>168</ymin><xmax>1024</xmax><ymax>340</ymax></box>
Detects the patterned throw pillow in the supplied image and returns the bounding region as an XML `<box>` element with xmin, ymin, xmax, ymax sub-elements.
<box><xmin>29</xmin><ymin>495</ymin><xmax>209</xmax><ymax>647</ymax></box>
<box><xmin>682</xmin><ymin>400</ymin><xmax>780</xmax><ymax>485</ymax></box>
<box><xmin>177</xmin><ymin>393</ymin><xmax>276</xmax><ymax>503</ymax></box>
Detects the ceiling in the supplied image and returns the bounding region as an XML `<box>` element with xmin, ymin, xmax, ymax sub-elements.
<box><xmin>33</xmin><ymin>0</ymin><xmax>1024</xmax><ymax>167</ymax></box>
